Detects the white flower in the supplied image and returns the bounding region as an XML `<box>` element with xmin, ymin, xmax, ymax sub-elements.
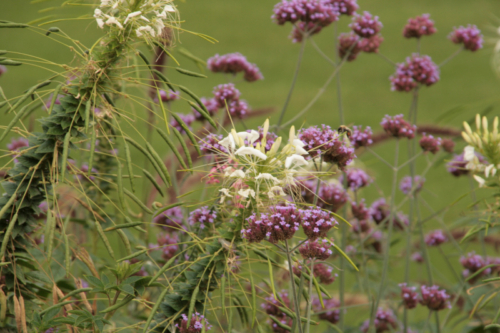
<box><xmin>94</xmin><ymin>8</ymin><xmax>103</xmax><ymax>18</ymax></box>
<box><xmin>267</xmin><ymin>186</ymin><xmax>286</xmax><ymax>198</ymax></box>
<box><xmin>100</xmin><ymin>0</ymin><xmax>112</xmax><ymax>7</ymax></box>
<box><xmin>140</xmin><ymin>15</ymin><xmax>150</xmax><ymax>22</ymax></box>
<box><xmin>164</xmin><ymin>4</ymin><xmax>176</xmax><ymax>12</ymax></box>
<box><xmin>124</xmin><ymin>11</ymin><xmax>142</xmax><ymax>24</ymax></box>
<box><xmin>235</xmin><ymin>147</ymin><xmax>267</xmax><ymax>160</ymax></box>
<box><xmin>255</xmin><ymin>173</ymin><xmax>280</xmax><ymax>184</ymax></box>
<box><xmin>292</xmin><ymin>139</ymin><xmax>308</xmax><ymax>155</ymax></box>
<box><xmin>464</xmin><ymin>146</ymin><xmax>475</xmax><ymax>162</ymax></box>
<box><xmin>136</xmin><ymin>25</ymin><xmax>155</xmax><ymax>37</ymax></box>
<box><xmin>219</xmin><ymin>135</ymin><xmax>236</xmax><ymax>152</ymax></box>
<box><xmin>473</xmin><ymin>175</ymin><xmax>486</xmax><ymax>188</ymax></box>
<box><xmin>285</xmin><ymin>154</ymin><xmax>308</xmax><ymax>169</ymax></box>
<box><xmin>153</xmin><ymin>19</ymin><xmax>165</xmax><ymax>35</ymax></box>
<box><xmin>219</xmin><ymin>188</ymin><xmax>232</xmax><ymax>203</ymax></box>
<box><xmin>485</xmin><ymin>164</ymin><xmax>497</xmax><ymax>178</ymax></box>
<box><xmin>238</xmin><ymin>188</ymin><xmax>255</xmax><ymax>199</ymax></box>
<box><xmin>229</xmin><ymin>170</ymin><xmax>245</xmax><ymax>178</ymax></box>
<box><xmin>237</xmin><ymin>130</ymin><xmax>259</xmax><ymax>145</ymax></box>
<box><xmin>105</xmin><ymin>17</ymin><xmax>123</xmax><ymax>29</ymax></box>
<box><xmin>156</xmin><ymin>10</ymin><xmax>167</xmax><ymax>19</ymax></box>
<box><xmin>96</xmin><ymin>18</ymin><xmax>105</xmax><ymax>29</ymax></box>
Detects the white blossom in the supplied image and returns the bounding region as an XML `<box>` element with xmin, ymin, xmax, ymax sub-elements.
<box><xmin>229</xmin><ymin>170</ymin><xmax>245</xmax><ymax>178</ymax></box>
<box><xmin>124</xmin><ymin>11</ymin><xmax>142</xmax><ymax>24</ymax></box>
<box><xmin>105</xmin><ymin>17</ymin><xmax>123</xmax><ymax>29</ymax></box>
<box><xmin>235</xmin><ymin>147</ymin><xmax>267</xmax><ymax>160</ymax></box>
<box><xmin>255</xmin><ymin>173</ymin><xmax>280</xmax><ymax>184</ymax></box>
<box><xmin>238</xmin><ymin>188</ymin><xmax>255</xmax><ymax>199</ymax></box>
<box><xmin>237</xmin><ymin>130</ymin><xmax>259</xmax><ymax>145</ymax></box>
<box><xmin>96</xmin><ymin>18</ymin><xmax>105</xmax><ymax>29</ymax></box>
<box><xmin>219</xmin><ymin>135</ymin><xmax>236</xmax><ymax>152</ymax></box>
<box><xmin>136</xmin><ymin>25</ymin><xmax>155</xmax><ymax>37</ymax></box>
<box><xmin>292</xmin><ymin>139</ymin><xmax>308</xmax><ymax>155</ymax></box>
<box><xmin>473</xmin><ymin>175</ymin><xmax>486</xmax><ymax>188</ymax></box>
<box><xmin>267</xmin><ymin>186</ymin><xmax>286</xmax><ymax>198</ymax></box>
<box><xmin>485</xmin><ymin>164</ymin><xmax>497</xmax><ymax>178</ymax></box>
<box><xmin>464</xmin><ymin>146</ymin><xmax>475</xmax><ymax>162</ymax></box>
<box><xmin>285</xmin><ymin>154</ymin><xmax>308</xmax><ymax>169</ymax></box>
<box><xmin>219</xmin><ymin>188</ymin><xmax>232</xmax><ymax>203</ymax></box>
<box><xmin>164</xmin><ymin>4</ymin><xmax>176</xmax><ymax>12</ymax></box>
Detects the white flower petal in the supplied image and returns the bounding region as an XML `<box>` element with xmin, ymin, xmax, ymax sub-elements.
<box><xmin>235</xmin><ymin>147</ymin><xmax>267</xmax><ymax>160</ymax></box>
<box><xmin>238</xmin><ymin>188</ymin><xmax>255</xmax><ymax>199</ymax></box>
<box><xmin>229</xmin><ymin>170</ymin><xmax>245</xmax><ymax>178</ymax></box>
<box><xmin>255</xmin><ymin>173</ymin><xmax>280</xmax><ymax>183</ymax></box>
<box><xmin>96</xmin><ymin>18</ymin><xmax>105</xmax><ymax>28</ymax></box>
<box><xmin>464</xmin><ymin>146</ymin><xmax>475</xmax><ymax>162</ymax></box>
<box><xmin>485</xmin><ymin>164</ymin><xmax>496</xmax><ymax>178</ymax></box>
<box><xmin>285</xmin><ymin>154</ymin><xmax>308</xmax><ymax>169</ymax></box>
<box><xmin>473</xmin><ymin>175</ymin><xmax>486</xmax><ymax>188</ymax></box>
<box><xmin>219</xmin><ymin>135</ymin><xmax>236</xmax><ymax>152</ymax></box>
<box><xmin>124</xmin><ymin>11</ymin><xmax>142</xmax><ymax>24</ymax></box>
<box><xmin>164</xmin><ymin>5</ymin><xmax>176</xmax><ymax>12</ymax></box>
<box><xmin>267</xmin><ymin>186</ymin><xmax>286</xmax><ymax>198</ymax></box>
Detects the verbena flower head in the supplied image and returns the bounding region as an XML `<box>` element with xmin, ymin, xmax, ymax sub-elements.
<box><xmin>296</xmin><ymin>262</ymin><xmax>336</xmax><ymax>284</ymax></box>
<box><xmin>399</xmin><ymin>175</ymin><xmax>425</xmax><ymax>195</ymax></box>
<box><xmin>95</xmin><ymin>0</ymin><xmax>179</xmax><ymax>42</ymax></box>
<box><xmin>291</xmin><ymin>22</ymin><xmax>323</xmax><ymax>43</ymax></box>
<box><xmin>369</xmin><ymin>198</ymin><xmax>408</xmax><ymax>230</ymax></box>
<box><xmin>272</xmin><ymin>0</ymin><xmax>339</xmax><ymax>27</ymax></box>
<box><xmin>153</xmin><ymin>206</ymin><xmax>183</xmax><ymax>231</ymax></box>
<box><xmin>328</xmin><ymin>0</ymin><xmax>358</xmax><ymax>16</ymax></box>
<box><xmin>299</xmin><ymin>238</ymin><xmax>333</xmax><ymax>260</ymax></box>
<box><xmin>447</xmin><ymin>152</ymin><xmax>486</xmax><ymax>177</ymax></box>
<box><xmin>424</xmin><ymin>229</ymin><xmax>447</xmax><ymax>246</ymax></box>
<box><xmin>350</xmin><ymin>125</ymin><xmax>373</xmax><ymax>148</ymax></box>
<box><xmin>213</xmin><ymin>83</ymin><xmax>241</xmax><ymax>108</ymax></box>
<box><xmin>43</xmin><ymin>93</ymin><xmax>63</xmax><ymax>111</ymax></box>
<box><xmin>242</xmin><ymin>205</ymin><xmax>301</xmax><ymax>243</ymax></box>
<box><xmin>351</xmin><ymin>199</ymin><xmax>370</xmax><ymax>220</ymax></box>
<box><xmin>262</xmin><ymin>291</ymin><xmax>290</xmax><ymax>316</ymax></box>
<box><xmin>358</xmin><ymin>34</ymin><xmax>384</xmax><ymax>53</ymax></box>
<box><xmin>157</xmin><ymin>233</ymin><xmax>179</xmax><ymax>261</ymax></box>
<box><xmin>313</xmin><ymin>297</ymin><xmax>340</xmax><ymax>323</ymax></box>
<box><xmin>207</xmin><ymin>53</ymin><xmax>263</xmax><ymax>82</ymax></box>
<box><xmin>419</xmin><ymin>285</ymin><xmax>451</xmax><ymax>311</ymax></box>
<box><xmin>155</xmin><ymin>89</ymin><xmax>180</xmax><ymax>103</ymax></box>
<box><xmin>298</xmin><ymin>125</ymin><xmax>338</xmax><ymax>158</ymax></box>
<box><xmin>0</xmin><ymin>65</ymin><xmax>7</xmax><ymax>77</ymax></box>
<box><xmin>399</xmin><ymin>283</ymin><xmax>418</xmax><ymax>309</ymax></box>
<box><xmin>360</xmin><ymin>308</ymin><xmax>398</xmax><ymax>333</ymax></box>
<box><xmin>411</xmin><ymin>252</ymin><xmax>424</xmax><ymax>263</ymax></box>
<box><xmin>403</xmin><ymin>14</ymin><xmax>436</xmax><ymax>38</ymax></box>
<box><xmin>381</xmin><ymin>114</ymin><xmax>417</xmax><ymax>139</ymax></box>
<box><xmin>340</xmin><ymin>168</ymin><xmax>372</xmax><ymax>190</ymax></box>
<box><xmin>351</xmin><ymin>218</ymin><xmax>371</xmax><ymax>233</ymax></box>
<box><xmin>189</xmin><ymin>206</ymin><xmax>217</xmax><ymax>229</ymax></box>
<box><xmin>176</xmin><ymin>312</ymin><xmax>212</xmax><ymax>333</ymax></box>
<box><xmin>317</xmin><ymin>181</ymin><xmax>348</xmax><ymax>212</ymax></box>
<box><xmin>449</xmin><ymin>25</ymin><xmax>483</xmax><ymax>51</ymax></box>
<box><xmin>350</xmin><ymin>11</ymin><xmax>382</xmax><ymax>38</ymax></box>
<box><xmin>170</xmin><ymin>113</ymin><xmax>195</xmax><ymax>134</ymax></box>
<box><xmin>338</xmin><ymin>32</ymin><xmax>362</xmax><ymax>61</ymax></box>
<box><xmin>460</xmin><ymin>252</ymin><xmax>491</xmax><ymax>283</ymax></box>
<box><xmin>193</xmin><ymin>97</ymin><xmax>219</xmax><ymax>121</ymax></box>
<box><xmin>441</xmin><ymin>138</ymin><xmax>455</xmax><ymax>153</ymax></box>
<box><xmin>301</xmin><ymin>206</ymin><xmax>338</xmax><ymax>239</ymax></box>
<box><xmin>227</xmin><ymin>99</ymin><xmax>250</xmax><ymax>119</ymax></box>
<box><xmin>199</xmin><ymin>133</ymin><xmax>227</xmax><ymax>155</ymax></box>
<box><xmin>390</xmin><ymin>55</ymin><xmax>440</xmax><ymax>91</ymax></box>
<box><xmin>419</xmin><ymin>133</ymin><xmax>441</xmax><ymax>154</ymax></box>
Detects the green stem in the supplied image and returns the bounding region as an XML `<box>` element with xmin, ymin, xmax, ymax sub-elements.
<box><xmin>285</xmin><ymin>240</ymin><xmax>304</xmax><ymax>333</ymax></box>
<box><xmin>304</xmin><ymin>259</ymin><xmax>314</xmax><ymax>333</ymax></box>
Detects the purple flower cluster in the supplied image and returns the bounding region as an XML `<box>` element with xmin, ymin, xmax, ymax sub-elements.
<box><xmin>360</xmin><ymin>308</ymin><xmax>398</xmax><ymax>333</ymax></box>
<box><xmin>153</xmin><ymin>206</ymin><xmax>184</xmax><ymax>231</ymax></box>
<box><xmin>157</xmin><ymin>233</ymin><xmax>179</xmax><ymax>261</ymax></box>
<box><xmin>449</xmin><ymin>25</ymin><xmax>483</xmax><ymax>52</ymax></box>
<box><xmin>341</xmin><ymin>168</ymin><xmax>372</xmax><ymax>190</ymax></box>
<box><xmin>299</xmin><ymin>238</ymin><xmax>333</xmax><ymax>260</ymax></box>
<box><xmin>242</xmin><ymin>205</ymin><xmax>301</xmax><ymax>243</ymax></box>
<box><xmin>338</xmin><ymin>32</ymin><xmax>362</xmax><ymax>61</ymax></box>
<box><xmin>192</xmin><ymin>97</ymin><xmax>219</xmax><ymax>121</ymax></box>
<box><xmin>213</xmin><ymin>83</ymin><xmax>241</xmax><ymax>108</ymax></box>
<box><xmin>420</xmin><ymin>285</ymin><xmax>451</xmax><ymax>311</ymax></box>
<box><xmin>302</xmin><ymin>206</ymin><xmax>338</xmax><ymax>239</ymax></box>
<box><xmin>189</xmin><ymin>206</ymin><xmax>217</xmax><ymax>229</ymax></box>
<box><xmin>424</xmin><ymin>229</ymin><xmax>447</xmax><ymax>246</ymax></box>
<box><xmin>207</xmin><ymin>52</ymin><xmax>263</xmax><ymax>82</ymax></box>
<box><xmin>291</xmin><ymin>22</ymin><xmax>323</xmax><ymax>43</ymax></box>
<box><xmin>358</xmin><ymin>34</ymin><xmax>384</xmax><ymax>53</ymax></box>
<box><xmin>262</xmin><ymin>291</ymin><xmax>291</xmax><ymax>317</ymax></box>
<box><xmin>227</xmin><ymin>99</ymin><xmax>249</xmax><ymax>119</ymax></box>
<box><xmin>313</xmin><ymin>297</ymin><xmax>340</xmax><ymax>323</ymax></box>
<box><xmin>176</xmin><ymin>313</ymin><xmax>212</xmax><ymax>333</ymax></box>
<box><xmin>349</xmin><ymin>11</ymin><xmax>382</xmax><ymax>38</ymax></box>
<box><xmin>328</xmin><ymin>0</ymin><xmax>358</xmax><ymax>16</ymax></box>
<box><xmin>0</xmin><ymin>65</ymin><xmax>7</xmax><ymax>78</ymax></box>
<box><xmin>316</xmin><ymin>182</ymin><xmax>349</xmax><ymax>212</ymax></box>
<box><xmin>351</xmin><ymin>199</ymin><xmax>369</xmax><ymax>220</ymax></box>
<box><xmin>369</xmin><ymin>198</ymin><xmax>409</xmax><ymax>230</ymax></box>
<box><xmin>399</xmin><ymin>283</ymin><xmax>418</xmax><ymax>309</ymax></box>
<box><xmin>350</xmin><ymin>125</ymin><xmax>373</xmax><ymax>148</ymax></box>
<box><xmin>43</xmin><ymin>93</ymin><xmax>63</xmax><ymax>111</ymax></box>
<box><xmin>351</xmin><ymin>218</ymin><xmax>371</xmax><ymax>234</ymax></box>
<box><xmin>390</xmin><ymin>55</ymin><xmax>440</xmax><ymax>92</ymax></box>
<box><xmin>199</xmin><ymin>133</ymin><xmax>227</xmax><ymax>155</ymax></box>
<box><xmin>381</xmin><ymin>114</ymin><xmax>417</xmax><ymax>139</ymax></box>
<box><xmin>441</xmin><ymin>138</ymin><xmax>455</xmax><ymax>153</ymax></box>
<box><xmin>419</xmin><ymin>133</ymin><xmax>441</xmax><ymax>154</ymax></box>
<box><xmin>403</xmin><ymin>14</ymin><xmax>436</xmax><ymax>39</ymax></box>
<box><xmin>7</xmin><ymin>137</ymin><xmax>29</xmax><ymax>153</ymax></box>
<box><xmin>272</xmin><ymin>0</ymin><xmax>339</xmax><ymax>27</ymax></box>
<box><xmin>447</xmin><ymin>152</ymin><xmax>486</xmax><ymax>177</ymax></box>
<box><xmin>399</xmin><ymin>175</ymin><xmax>425</xmax><ymax>195</ymax></box>
<box><xmin>170</xmin><ymin>113</ymin><xmax>195</xmax><ymax>134</ymax></box>
<box><xmin>156</xmin><ymin>89</ymin><xmax>180</xmax><ymax>103</ymax></box>
<box><xmin>460</xmin><ymin>252</ymin><xmax>491</xmax><ymax>283</ymax></box>
<box><xmin>295</xmin><ymin>262</ymin><xmax>337</xmax><ymax>284</ymax></box>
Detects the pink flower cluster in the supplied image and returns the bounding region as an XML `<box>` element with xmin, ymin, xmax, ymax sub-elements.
<box><xmin>207</xmin><ymin>53</ymin><xmax>263</xmax><ymax>82</ymax></box>
<box><xmin>447</xmin><ymin>152</ymin><xmax>486</xmax><ymax>177</ymax></box>
<box><xmin>170</xmin><ymin>113</ymin><xmax>195</xmax><ymax>134</ymax></box>
<box><xmin>399</xmin><ymin>283</ymin><xmax>418</xmax><ymax>309</ymax></box>
<box><xmin>315</xmin><ymin>181</ymin><xmax>348</xmax><ymax>212</ymax></box>
<box><xmin>302</xmin><ymin>206</ymin><xmax>338</xmax><ymax>239</ymax></box>
<box><xmin>192</xmin><ymin>97</ymin><xmax>219</xmax><ymax>121</ymax></box>
<box><xmin>369</xmin><ymin>198</ymin><xmax>409</xmax><ymax>230</ymax></box>
<box><xmin>350</xmin><ymin>125</ymin><xmax>373</xmax><ymax>148</ymax></box>
<box><xmin>403</xmin><ymin>14</ymin><xmax>437</xmax><ymax>39</ymax></box>
<box><xmin>242</xmin><ymin>205</ymin><xmax>301</xmax><ymax>243</ymax></box>
<box><xmin>381</xmin><ymin>114</ymin><xmax>417</xmax><ymax>139</ymax></box>
<box><xmin>199</xmin><ymin>133</ymin><xmax>227</xmax><ymax>155</ymax></box>
<box><xmin>424</xmin><ymin>229</ymin><xmax>447</xmax><ymax>246</ymax></box>
<box><xmin>350</xmin><ymin>11</ymin><xmax>382</xmax><ymax>38</ymax></box>
<box><xmin>212</xmin><ymin>83</ymin><xmax>249</xmax><ymax>119</ymax></box>
<box><xmin>419</xmin><ymin>285</ymin><xmax>451</xmax><ymax>311</ymax></box>
<box><xmin>272</xmin><ymin>0</ymin><xmax>339</xmax><ymax>27</ymax></box>
<box><xmin>419</xmin><ymin>133</ymin><xmax>441</xmax><ymax>154</ymax></box>
<box><xmin>153</xmin><ymin>206</ymin><xmax>184</xmax><ymax>231</ymax></box>
<box><xmin>351</xmin><ymin>199</ymin><xmax>369</xmax><ymax>220</ymax></box>
<box><xmin>390</xmin><ymin>55</ymin><xmax>440</xmax><ymax>92</ymax></box>
<box><xmin>293</xmin><ymin>262</ymin><xmax>337</xmax><ymax>284</ymax></box>
<box><xmin>157</xmin><ymin>233</ymin><xmax>179</xmax><ymax>261</ymax></box>
<box><xmin>460</xmin><ymin>252</ymin><xmax>492</xmax><ymax>283</ymax></box>
<box><xmin>176</xmin><ymin>313</ymin><xmax>212</xmax><ymax>333</ymax></box>
<box><xmin>338</xmin><ymin>32</ymin><xmax>362</xmax><ymax>61</ymax></box>
<box><xmin>188</xmin><ymin>206</ymin><xmax>217</xmax><ymax>229</ymax></box>
<box><xmin>341</xmin><ymin>168</ymin><xmax>372</xmax><ymax>190</ymax></box>
<box><xmin>156</xmin><ymin>89</ymin><xmax>180</xmax><ymax>103</ymax></box>
<box><xmin>360</xmin><ymin>308</ymin><xmax>398</xmax><ymax>333</ymax></box>
<box><xmin>328</xmin><ymin>0</ymin><xmax>358</xmax><ymax>16</ymax></box>
<box><xmin>299</xmin><ymin>238</ymin><xmax>333</xmax><ymax>260</ymax></box>
<box><xmin>399</xmin><ymin>175</ymin><xmax>425</xmax><ymax>195</ymax></box>
<box><xmin>313</xmin><ymin>297</ymin><xmax>340</xmax><ymax>323</ymax></box>
<box><xmin>449</xmin><ymin>25</ymin><xmax>483</xmax><ymax>52</ymax></box>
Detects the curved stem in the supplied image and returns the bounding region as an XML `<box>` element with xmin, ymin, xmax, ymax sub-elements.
<box><xmin>439</xmin><ymin>47</ymin><xmax>464</xmax><ymax>67</ymax></box>
<box><xmin>277</xmin><ymin>37</ymin><xmax>307</xmax><ymax>128</ymax></box>
<box><xmin>285</xmin><ymin>239</ymin><xmax>304</xmax><ymax>333</ymax></box>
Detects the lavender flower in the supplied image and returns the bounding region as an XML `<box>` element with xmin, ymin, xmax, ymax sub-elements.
<box><xmin>359</xmin><ymin>34</ymin><xmax>384</xmax><ymax>53</ymax></box>
<box><xmin>351</xmin><ymin>218</ymin><xmax>370</xmax><ymax>233</ymax></box>
<box><xmin>242</xmin><ymin>205</ymin><xmax>301</xmax><ymax>243</ymax></box>
<box><xmin>313</xmin><ymin>297</ymin><xmax>340</xmax><ymax>323</ymax></box>
<box><xmin>262</xmin><ymin>291</ymin><xmax>291</xmax><ymax>316</ymax></box>
<box><xmin>403</xmin><ymin>14</ymin><xmax>436</xmax><ymax>39</ymax></box>
<box><xmin>170</xmin><ymin>113</ymin><xmax>195</xmax><ymax>134</ymax></box>
<box><xmin>299</xmin><ymin>238</ymin><xmax>333</xmax><ymax>260</ymax></box>
<box><xmin>301</xmin><ymin>206</ymin><xmax>338</xmax><ymax>240</ymax></box>
<box><xmin>447</xmin><ymin>152</ymin><xmax>486</xmax><ymax>177</ymax></box>
<box><xmin>207</xmin><ymin>53</ymin><xmax>264</xmax><ymax>82</ymax></box>
<box><xmin>350</xmin><ymin>125</ymin><xmax>373</xmax><ymax>148</ymax></box>
<box><xmin>272</xmin><ymin>0</ymin><xmax>339</xmax><ymax>27</ymax></box>
<box><xmin>176</xmin><ymin>313</ymin><xmax>212</xmax><ymax>333</ymax></box>
<box><xmin>390</xmin><ymin>55</ymin><xmax>440</xmax><ymax>92</ymax></box>
<box><xmin>298</xmin><ymin>125</ymin><xmax>337</xmax><ymax>158</ymax></box>
<box><xmin>399</xmin><ymin>283</ymin><xmax>418</xmax><ymax>309</ymax></box>
<box><xmin>199</xmin><ymin>133</ymin><xmax>227</xmax><ymax>155</ymax></box>
<box><xmin>399</xmin><ymin>175</ymin><xmax>425</xmax><ymax>195</ymax></box>
<box><xmin>449</xmin><ymin>25</ymin><xmax>483</xmax><ymax>51</ymax></box>
<box><xmin>43</xmin><ymin>93</ymin><xmax>63</xmax><ymax>111</ymax></box>
<box><xmin>411</xmin><ymin>252</ymin><xmax>424</xmax><ymax>263</ymax></box>
<box><xmin>351</xmin><ymin>199</ymin><xmax>370</xmax><ymax>220</ymax></box>
<box><xmin>157</xmin><ymin>233</ymin><xmax>179</xmax><ymax>261</ymax></box>
<box><xmin>78</xmin><ymin>164</ymin><xmax>98</xmax><ymax>181</ymax></box>
<box><xmin>419</xmin><ymin>285</ymin><xmax>451</xmax><ymax>311</ymax></box>
<box><xmin>424</xmin><ymin>229</ymin><xmax>447</xmax><ymax>246</ymax></box>
<box><xmin>350</xmin><ymin>11</ymin><xmax>382</xmax><ymax>38</ymax></box>
<box><xmin>419</xmin><ymin>133</ymin><xmax>441</xmax><ymax>154</ymax></box>
<box><xmin>360</xmin><ymin>308</ymin><xmax>398</xmax><ymax>333</ymax></box>
<box><xmin>338</xmin><ymin>32</ymin><xmax>362</xmax><ymax>61</ymax></box>
<box><xmin>213</xmin><ymin>83</ymin><xmax>241</xmax><ymax>108</ymax></box>
<box><xmin>316</xmin><ymin>182</ymin><xmax>348</xmax><ymax>212</ymax></box>
<box><xmin>189</xmin><ymin>206</ymin><xmax>217</xmax><ymax>229</ymax></box>
<box><xmin>328</xmin><ymin>0</ymin><xmax>358</xmax><ymax>16</ymax></box>
<box><xmin>340</xmin><ymin>168</ymin><xmax>372</xmax><ymax>190</ymax></box>
<box><xmin>155</xmin><ymin>89</ymin><xmax>180</xmax><ymax>103</ymax></box>
<box><xmin>460</xmin><ymin>252</ymin><xmax>491</xmax><ymax>283</ymax></box>
<box><xmin>0</xmin><ymin>65</ymin><xmax>7</xmax><ymax>77</ymax></box>
<box><xmin>7</xmin><ymin>137</ymin><xmax>29</xmax><ymax>161</ymax></box>
<box><xmin>227</xmin><ymin>99</ymin><xmax>249</xmax><ymax>119</ymax></box>
<box><xmin>192</xmin><ymin>97</ymin><xmax>219</xmax><ymax>121</ymax></box>
<box><xmin>381</xmin><ymin>114</ymin><xmax>417</xmax><ymax>139</ymax></box>
<box><xmin>294</xmin><ymin>262</ymin><xmax>337</xmax><ymax>284</ymax></box>
<box><xmin>369</xmin><ymin>198</ymin><xmax>408</xmax><ymax>230</ymax></box>
<box><xmin>153</xmin><ymin>206</ymin><xmax>184</xmax><ymax>231</ymax></box>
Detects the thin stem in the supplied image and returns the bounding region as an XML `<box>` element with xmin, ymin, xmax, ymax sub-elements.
<box><xmin>366</xmin><ymin>147</ymin><xmax>395</xmax><ymax>169</ymax></box>
<box><xmin>285</xmin><ymin>239</ymin><xmax>304</xmax><ymax>333</ymax></box>
<box><xmin>423</xmin><ymin>310</ymin><xmax>432</xmax><ymax>332</ymax></box>
<box><xmin>439</xmin><ymin>47</ymin><xmax>464</xmax><ymax>67</ymax></box>
<box><xmin>370</xmin><ymin>139</ymin><xmax>400</xmax><ymax>331</ymax></box>
<box><xmin>310</xmin><ymin>38</ymin><xmax>335</xmax><ymax>66</ymax></box>
<box><xmin>277</xmin><ymin>37</ymin><xmax>307</xmax><ymax>128</ymax></box>
<box><xmin>435</xmin><ymin>312</ymin><xmax>441</xmax><ymax>333</ymax></box>
<box><xmin>305</xmin><ymin>259</ymin><xmax>314</xmax><ymax>333</ymax></box>
<box><xmin>377</xmin><ymin>53</ymin><xmax>397</xmax><ymax>67</ymax></box>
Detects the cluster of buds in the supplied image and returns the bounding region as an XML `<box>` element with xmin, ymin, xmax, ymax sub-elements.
<box><xmin>242</xmin><ymin>205</ymin><xmax>301</xmax><ymax>243</ymax></box>
<box><xmin>449</xmin><ymin>25</ymin><xmax>483</xmax><ymax>52</ymax></box>
<box><xmin>313</xmin><ymin>297</ymin><xmax>340</xmax><ymax>324</ymax></box>
<box><xmin>369</xmin><ymin>198</ymin><xmax>408</xmax><ymax>230</ymax></box>
<box><xmin>360</xmin><ymin>308</ymin><xmax>398</xmax><ymax>333</ymax></box>
<box><xmin>350</xmin><ymin>125</ymin><xmax>373</xmax><ymax>148</ymax></box>
<box><xmin>381</xmin><ymin>114</ymin><xmax>417</xmax><ymax>139</ymax></box>
<box><xmin>460</xmin><ymin>252</ymin><xmax>492</xmax><ymax>283</ymax></box>
<box><xmin>419</xmin><ymin>133</ymin><xmax>442</xmax><ymax>154</ymax></box>
<box><xmin>424</xmin><ymin>229</ymin><xmax>447</xmax><ymax>246</ymax></box>
<box><xmin>340</xmin><ymin>168</ymin><xmax>372</xmax><ymax>190</ymax></box>
<box><xmin>337</xmin><ymin>12</ymin><xmax>384</xmax><ymax>60</ymax></box>
<box><xmin>403</xmin><ymin>14</ymin><xmax>437</xmax><ymax>39</ymax></box>
<box><xmin>153</xmin><ymin>206</ymin><xmax>184</xmax><ymax>231</ymax></box>
<box><xmin>338</xmin><ymin>32</ymin><xmax>362</xmax><ymax>61</ymax></box>
<box><xmin>351</xmin><ymin>199</ymin><xmax>369</xmax><ymax>220</ymax></box>
<box><xmin>192</xmin><ymin>97</ymin><xmax>219</xmax><ymax>120</ymax></box>
<box><xmin>155</xmin><ymin>89</ymin><xmax>180</xmax><ymax>103</ymax></box>
<box><xmin>176</xmin><ymin>313</ymin><xmax>212</xmax><ymax>333</ymax></box>
<box><xmin>399</xmin><ymin>283</ymin><xmax>418</xmax><ymax>309</ymax></box>
<box><xmin>419</xmin><ymin>285</ymin><xmax>451</xmax><ymax>311</ymax></box>
<box><xmin>170</xmin><ymin>113</ymin><xmax>195</xmax><ymax>134</ymax></box>
<box><xmin>7</xmin><ymin>137</ymin><xmax>29</xmax><ymax>162</ymax></box>
<box><xmin>399</xmin><ymin>175</ymin><xmax>425</xmax><ymax>196</ymax></box>
<box><xmin>329</xmin><ymin>0</ymin><xmax>358</xmax><ymax>16</ymax></box>
<box><xmin>301</xmin><ymin>206</ymin><xmax>338</xmax><ymax>239</ymax></box>
<box><xmin>272</xmin><ymin>0</ymin><xmax>339</xmax><ymax>27</ymax></box>
<box><xmin>94</xmin><ymin>0</ymin><xmax>178</xmax><ymax>41</ymax></box>
<box><xmin>349</xmin><ymin>11</ymin><xmax>382</xmax><ymax>38</ymax></box>
<box><xmin>293</xmin><ymin>262</ymin><xmax>337</xmax><ymax>284</ymax></box>
<box><xmin>188</xmin><ymin>206</ymin><xmax>217</xmax><ymax>229</ymax></box>
<box><xmin>390</xmin><ymin>55</ymin><xmax>440</xmax><ymax>92</ymax></box>
<box><xmin>157</xmin><ymin>233</ymin><xmax>179</xmax><ymax>261</ymax></box>
<box><xmin>207</xmin><ymin>52</ymin><xmax>263</xmax><ymax>82</ymax></box>
<box><xmin>298</xmin><ymin>238</ymin><xmax>333</xmax><ymax>260</ymax></box>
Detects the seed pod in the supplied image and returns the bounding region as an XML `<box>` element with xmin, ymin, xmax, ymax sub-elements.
<box><xmin>13</xmin><ymin>295</ymin><xmax>22</xmax><ymax>333</ymax></box>
<box><xmin>60</xmin><ymin>131</ymin><xmax>71</xmax><ymax>180</ymax></box>
<box><xmin>0</xmin><ymin>289</ymin><xmax>6</xmax><ymax>323</ymax></box>
<box><xmin>117</xmin><ymin>249</ymin><xmax>148</xmax><ymax>263</ymax></box>
<box><xmin>170</xmin><ymin>113</ymin><xmax>201</xmax><ymax>155</ymax></box>
<box><xmin>187</xmin><ymin>286</ymin><xmax>199</xmax><ymax>326</ymax></box>
<box><xmin>48</xmin><ymin>84</ymin><xmax>62</xmax><ymax>115</ymax></box>
<box><xmin>95</xmin><ymin>222</ymin><xmax>115</xmax><ymax>260</ymax></box>
<box><xmin>0</xmin><ymin>60</ymin><xmax>22</xmax><ymax>66</ymax></box>
<box><xmin>137</xmin><ymin>50</ymin><xmax>151</xmax><ymax>70</ymax></box>
<box><xmin>88</xmin><ymin>128</ymin><xmax>97</xmax><ymax>176</ymax></box>
<box><xmin>188</xmin><ymin>101</ymin><xmax>215</xmax><ymax>128</ymax></box>
<box><xmin>175</xmin><ymin>67</ymin><xmax>207</xmax><ymax>78</ymax></box>
<box><xmin>152</xmin><ymin>69</ymin><xmax>175</xmax><ymax>91</ymax></box>
<box><xmin>152</xmin><ymin>41</ymin><xmax>179</xmax><ymax>66</ymax></box>
<box><xmin>157</xmin><ymin>128</ymin><xmax>188</xmax><ymax>170</ymax></box>
<box><xmin>84</xmin><ymin>99</ymin><xmax>91</xmax><ymax>131</ymax></box>
<box><xmin>0</xmin><ymin>213</ymin><xmax>18</xmax><ymax>261</ymax></box>
<box><xmin>142</xmin><ymin>169</ymin><xmax>165</xmax><ymax>197</ymax></box>
<box><xmin>100</xmin><ymin>295</ymin><xmax>134</xmax><ymax>314</ymax></box>
<box><xmin>0</xmin><ymin>23</ymin><xmax>28</xmax><ymax>28</ymax></box>
<box><xmin>123</xmin><ymin>188</ymin><xmax>153</xmax><ymax>214</ymax></box>
<box><xmin>116</xmin><ymin>162</ymin><xmax>126</xmax><ymax>209</ymax></box>
<box><xmin>148</xmin><ymin>252</ymin><xmax>178</xmax><ymax>285</ymax></box>
<box><xmin>45</xmin><ymin>27</ymin><xmax>60</xmax><ymax>36</ymax></box>
<box><xmin>104</xmin><ymin>222</ymin><xmax>142</xmax><ymax>232</ymax></box>
<box><xmin>153</xmin><ymin>202</ymin><xmax>184</xmax><ymax>218</ymax></box>
<box><xmin>123</xmin><ymin>142</ymin><xmax>135</xmax><ymax>192</ymax></box>
<box><xmin>178</xmin><ymin>85</ymin><xmax>214</xmax><ymax>126</ymax></box>
<box><xmin>146</xmin><ymin>142</ymin><xmax>172</xmax><ymax>187</ymax></box>
<box><xmin>142</xmin><ymin>288</ymin><xmax>169</xmax><ymax>333</ymax></box>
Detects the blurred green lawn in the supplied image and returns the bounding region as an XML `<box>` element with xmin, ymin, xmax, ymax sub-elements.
<box><xmin>1</xmin><ymin>0</ymin><xmax>500</xmax><ymax>330</ymax></box>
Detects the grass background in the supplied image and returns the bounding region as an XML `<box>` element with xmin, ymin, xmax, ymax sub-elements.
<box><xmin>1</xmin><ymin>0</ymin><xmax>500</xmax><ymax>331</ymax></box>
